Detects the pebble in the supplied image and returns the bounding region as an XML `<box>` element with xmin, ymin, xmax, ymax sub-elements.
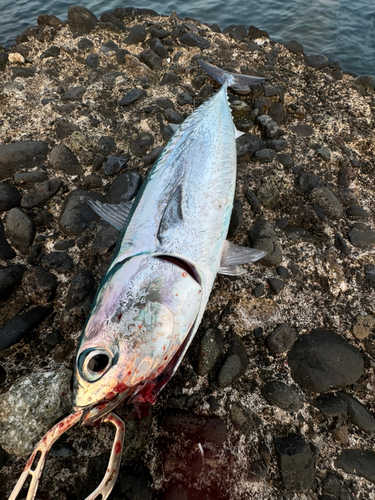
<box><xmin>49</xmin><ymin>145</ymin><xmax>83</xmax><ymax>175</ymax></box>
<box><xmin>91</xmin><ymin>223</ymin><xmax>120</xmax><ymax>255</ymax></box>
<box><xmin>124</xmin><ymin>54</ymin><xmax>158</xmax><ymax>84</ymax></box>
<box><xmin>5</xmin><ymin>207</ymin><xmax>35</xmax><ymax>254</ymax></box>
<box><xmin>248</xmin><ymin>219</ymin><xmax>282</xmax><ymax>266</ymax></box>
<box><xmin>40</xmin><ymin>45</ymin><xmax>60</xmax><ymax>59</ymax></box>
<box><xmin>276</xmin><ymin>153</ymin><xmax>294</xmax><ymax>169</ymax></box>
<box><xmin>299</xmin><ymin>173</ymin><xmax>321</xmax><ymax>195</ymax></box>
<box><xmin>334</xmin><ymin>233</ymin><xmax>350</xmax><ymax>254</ymax></box>
<box><xmin>65</xmin><ymin>268</ymin><xmax>97</xmax><ymax>313</ymax></box>
<box><xmin>346</xmin><ymin>206</ymin><xmax>369</xmax><ymax>219</ymax></box>
<box><xmin>274</xmin><ymin>433</ymin><xmax>315</xmax><ymax>491</ymax></box>
<box><xmin>230</xmin><ymin>100</ymin><xmax>251</xmax><ymax>120</ymax></box>
<box><xmin>0</xmin><ymin>182</ymin><xmax>21</xmax><ymax>212</ymax></box>
<box><xmin>0</xmin><ymin>305</ymin><xmax>52</xmax><ymax>351</ymax></box>
<box><xmin>41</xmin><ymin>251</ymin><xmax>74</xmax><ymax>273</ymax></box>
<box><xmin>59</xmin><ymin>189</ymin><xmax>105</xmax><ymax>236</ymax></box>
<box><xmin>253</xmin><ymin>284</ymin><xmax>265</xmax><ymax>298</ymax></box>
<box><xmin>309</xmin><ymin>187</ymin><xmax>343</xmax><ymax>219</ymax></box>
<box><xmin>217</xmin><ymin>337</ymin><xmax>248</xmax><ymax>388</ymax></box>
<box><xmin>227</xmin><ymin>198</ymin><xmax>243</xmax><ymax>237</ymax></box>
<box><xmin>266</xmin><ymin>323</ymin><xmax>297</xmax><ymax>354</ymax></box>
<box><xmin>160</xmin><ymin>410</ymin><xmax>227</xmax><ymax>445</ymax></box>
<box><xmin>348</xmin><ymin>223</ymin><xmax>375</xmax><ymax>249</ymax></box>
<box><xmin>245</xmin><ymin>190</ymin><xmax>262</xmax><ymax>215</ymax></box>
<box><xmin>77</xmin><ymin>37</ymin><xmax>94</xmax><ymax>51</ymax></box>
<box><xmin>316</xmin><ymin>148</ymin><xmax>331</xmax><ymax>161</ymax></box>
<box><xmin>0</xmin><ymin>265</ymin><xmax>25</xmax><ymax>301</ymax></box>
<box><xmin>139</xmin><ymin>49</ymin><xmax>163</xmax><ymax>71</ymax></box>
<box><xmin>94</xmin><ymin>136</ymin><xmax>116</xmax><ymax>155</ymax></box>
<box><xmin>101</xmin><ymin>155</ymin><xmax>129</xmax><ymax>176</ymax></box>
<box><xmin>268</xmin><ymin>102</ymin><xmax>285</xmax><ymax>124</ymax></box>
<box><xmin>276</xmin><ymin>266</ymin><xmax>289</xmax><ymax>278</ymax></box>
<box><xmin>267</xmin><ymin>277</ymin><xmax>285</xmax><ymax>294</ymax></box>
<box><xmin>143</xmin><ymin>146</ymin><xmax>164</xmax><ymax>166</ymax></box>
<box><xmin>156</xmin><ymin>97</ymin><xmax>174</xmax><ymax>109</ymax></box>
<box><xmin>100</xmin><ymin>40</ymin><xmax>118</xmax><ymax>54</ymax></box>
<box><xmin>13</xmin><ymin>170</ymin><xmax>48</xmax><ymax>187</ymax></box>
<box><xmin>256</xmin><ymin>183</ymin><xmax>279</xmax><ymax>208</ymax></box>
<box><xmin>21</xmin><ymin>178</ymin><xmax>62</xmax><ymax>208</ymax></box>
<box><xmin>130</xmin><ymin>132</ymin><xmax>155</xmax><ymax>157</ymax></box>
<box><xmin>150</xmin><ymin>38</ymin><xmax>169</xmax><ymax>59</ymax></box>
<box><xmin>0</xmin><ymin>141</ymin><xmax>49</xmax><ymax>181</ymax></box>
<box><xmin>179</xmin><ymin>32</ymin><xmax>210</xmax><ymax>49</ymax></box>
<box><xmin>196</xmin><ymin>327</ymin><xmax>224</xmax><ymax>376</ymax></box>
<box><xmin>312</xmin><ymin>393</ymin><xmax>347</xmax><ymax>416</ymax></box>
<box><xmin>67</xmin><ymin>5</ymin><xmax>97</xmax><ymax>34</ymax></box>
<box><xmin>352</xmin><ymin>315</ymin><xmax>375</xmax><ymax>340</ymax></box>
<box><xmin>236</xmin><ymin>134</ymin><xmax>264</xmax><ymax>162</ymax></box>
<box><xmin>160</xmin><ymin>72</ymin><xmax>180</xmax><ymax>85</ymax></box>
<box><xmin>86</xmin><ymin>53</ymin><xmax>99</xmax><ymax>68</ymax></box>
<box><xmin>337</xmin><ymin>392</ymin><xmax>375</xmax><ymax>433</ymax></box>
<box><xmin>0</xmin><ymin>367</ymin><xmax>72</xmax><ymax>455</ymax></box>
<box><xmin>223</xmin><ymin>24</ymin><xmax>247</xmax><ymax>41</ymax></box>
<box><xmin>100</xmin><ymin>12</ymin><xmax>126</xmax><ymax>32</ymax></box>
<box><xmin>164</xmin><ymin>108</ymin><xmax>184</xmax><ymax>124</ymax></box>
<box><xmin>0</xmin><ymin>220</ymin><xmax>16</xmax><ymax>259</ymax></box>
<box><xmin>266</xmin><ymin>138</ymin><xmax>287</xmax><ymax>152</ymax></box>
<box><xmin>304</xmin><ymin>54</ymin><xmax>329</xmax><ymax>69</ymax></box>
<box><xmin>124</xmin><ymin>24</ymin><xmax>147</xmax><ymax>45</ymax></box>
<box><xmin>254</xmin><ymin>148</ymin><xmax>276</xmax><ymax>163</ymax></box>
<box><xmin>335</xmin><ymin>449</ymin><xmax>375</xmax><ymax>483</ymax></box>
<box><xmin>287</xmin><ymin>328</ymin><xmax>364</xmax><ymax>392</ymax></box>
<box><xmin>61</xmin><ymin>85</ymin><xmax>86</xmax><ymax>101</ymax></box>
<box><xmin>162</xmin><ymin>125</ymin><xmax>175</xmax><ymax>142</ymax></box>
<box><xmin>230</xmin><ymin>402</ymin><xmax>262</xmax><ymax>435</ymax></box>
<box><xmin>79</xmin><ymin>174</ymin><xmax>102</xmax><ymax>189</ymax></box>
<box><xmin>119</xmin><ymin>88</ymin><xmax>145</xmax><ymax>106</ymax></box>
<box><xmin>354</xmin><ymin>75</ymin><xmax>375</xmax><ymax>92</ymax></box>
<box><xmin>257</xmin><ymin>115</ymin><xmax>279</xmax><ymax>138</ymax></box>
<box><xmin>262</xmin><ymin>381</ymin><xmax>303</xmax><ymax>412</ymax></box>
<box><xmin>0</xmin><ymin>52</ymin><xmax>8</xmax><ymax>71</ymax></box>
<box><xmin>21</xmin><ymin>265</ymin><xmax>57</xmax><ymax>304</ymax></box>
<box><xmin>149</xmin><ymin>26</ymin><xmax>171</xmax><ymax>38</ymax></box>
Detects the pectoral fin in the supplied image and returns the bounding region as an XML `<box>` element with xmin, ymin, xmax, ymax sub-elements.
<box><xmin>87</xmin><ymin>199</ymin><xmax>134</xmax><ymax>230</ymax></box>
<box><xmin>157</xmin><ymin>185</ymin><xmax>183</xmax><ymax>242</ymax></box>
<box><xmin>218</xmin><ymin>241</ymin><xmax>267</xmax><ymax>276</ymax></box>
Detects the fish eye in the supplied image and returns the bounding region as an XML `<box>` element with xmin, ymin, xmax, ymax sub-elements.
<box><xmin>78</xmin><ymin>348</ymin><xmax>113</xmax><ymax>382</ymax></box>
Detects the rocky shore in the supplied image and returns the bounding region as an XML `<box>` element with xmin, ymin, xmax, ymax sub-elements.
<box><xmin>0</xmin><ymin>5</ymin><xmax>375</xmax><ymax>500</ymax></box>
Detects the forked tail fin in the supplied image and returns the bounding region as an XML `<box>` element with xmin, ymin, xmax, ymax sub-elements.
<box><xmin>197</xmin><ymin>59</ymin><xmax>265</xmax><ymax>88</ymax></box>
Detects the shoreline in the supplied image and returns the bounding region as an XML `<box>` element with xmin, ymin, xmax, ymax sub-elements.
<box><xmin>1</xmin><ymin>6</ymin><xmax>375</xmax><ymax>500</ymax></box>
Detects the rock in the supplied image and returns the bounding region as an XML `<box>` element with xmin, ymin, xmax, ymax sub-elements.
<box><xmin>335</xmin><ymin>449</ymin><xmax>375</xmax><ymax>483</ymax></box>
<box><xmin>346</xmin><ymin>206</ymin><xmax>369</xmax><ymax>219</ymax></box>
<box><xmin>101</xmin><ymin>155</ymin><xmax>128</xmax><ymax>176</ymax></box>
<box><xmin>217</xmin><ymin>337</ymin><xmax>248</xmax><ymax>388</ymax></box>
<box><xmin>79</xmin><ymin>174</ymin><xmax>102</xmax><ymax>190</ymax></box>
<box><xmin>245</xmin><ymin>190</ymin><xmax>262</xmax><ymax>215</ymax></box>
<box><xmin>13</xmin><ymin>170</ymin><xmax>48</xmax><ymax>187</ymax></box>
<box><xmin>253</xmin><ymin>284</ymin><xmax>265</xmax><ymax>298</ymax></box>
<box><xmin>276</xmin><ymin>266</ymin><xmax>289</xmax><ymax>279</ymax></box>
<box><xmin>254</xmin><ymin>149</ymin><xmax>276</xmax><ymax>163</ymax></box>
<box><xmin>0</xmin><ymin>220</ymin><xmax>16</xmax><ymax>260</ymax></box>
<box><xmin>0</xmin><ymin>182</ymin><xmax>21</xmax><ymax>212</ymax></box>
<box><xmin>5</xmin><ymin>207</ymin><xmax>35</xmax><ymax>254</ymax></box>
<box><xmin>160</xmin><ymin>410</ymin><xmax>227</xmax><ymax>445</ymax></box>
<box><xmin>284</xmin><ymin>40</ymin><xmax>304</xmax><ymax>54</ymax></box>
<box><xmin>287</xmin><ymin>329</ymin><xmax>364</xmax><ymax>393</ymax></box>
<box><xmin>227</xmin><ymin>198</ymin><xmax>243</xmax><ymax>238</ymax></box>
<box><xmin>267</xmin><ymin>277</ymin><xmax>285</xmax><ymax>294</ymax></box>
<box><xmin>40</xmin><ymin>45</ymin><xmax>60</xmax><ymax>59</ymax></box>
<box><xmin>150</xmin><ymin>38</ymin><xmax>169</xmax><ymax>59</ymax></box>
<box><xmin>304</xmin><ymin>54</ymin><xmax>329</xmax><ymax>69</ymax></box>
<box><xmin>124</xmin><ymin>24</ymin><xmax>147</xmax><ymax>45</ymax></box>
<box><xmin>100</xmin><ymin>12</ymin><xmax>126</xmax><ymax>32</ymax></box>
<box><xmin>257</xmin><ymin>115</ymin><xmax>279</xmax><ymax>138</ymax></box>
<box><xmin>139</xmin><ymin>49</ymin><xmax>163</xmax><ymax>71</ymax></box>
<box><xmin>54</xmin><ymin>239</ymin><xmax>75</xmax><ymax>251</ymax></box>
<box><xmin>21</xmin><ymin>178</ymin><xmax>62</xmax><ymax>208</ymax></box>
<box><xmin>364</xmin><ymin>265</ymin><xmax>375</xmax><ymax>288</ymax></box>
<box><xmin>94</xmin><ymin>136</ymin><xmax>116</xmax><ymax>155</ymax></box>
<box><xmin>41</xmin><ymin>251</ymin><xmax>74</xmax><ymax>273</ymax></box>
<box><xmin>230</xmin><ymin>402</ymin><xmax>261</xmax><ymax>435</ymax></box>
<box><xmin>65</xmin><ymin>268</ymin><xmax>96</xmax><ymax>313</ymax></box>
<box><xmin>257</xmin><ymin>183</ymin><xmax>279</xmax><ymax>208</ymax></box>
<box><xmin>321</xmin><ymin>472</ymin><xmax>355</xmax><ymax>500</ymax></box>
<box><xmin>59</xmin><ymin>189</ymin><xmax>105</xmax><ymax>236</ymax></box>
<box><xmin>337</xmin><ymin>392</ymin><xmax>375</xmax><ymax>433</ymax></box>
<box><xmin>268</xmin><ymin>102</ymin><xmax>285</xmax><ymax>124</ymax></box>
<box><xmin>223</xmin><ymin>24</ymin><xmax>247</xmax><ymax>41</ymax></box>
<box><xmin>248</xmin><ymin>219</ymin><xmax>282</xmax><ymax>266</ymax></box>
<box><xmin>160</xmin><ymin>72</ymin><xmax>180</xmax><ymax>86</ymax></box>
<box><xmin>262</xmin><ymin>381</ymin><xmax>303</xmax><ymax>412</ymax></box>
<box><xmin>119</xmin><ymin>88</ymin><xmax>145</xmax><ymax>106</ymax></box>
<box><xmin>0</xmin><ymin>306</ymin><xmax>52</xmax><ymax>351</ymax></box>
<box><xmin>237</xmin><ymin>134</ymin><xmax>264</xmax><ymax>162</ymax></box>
<box><xmin>266</xmin><ymin>324</ymin><xmax>297</xmax><ymax>354</ymax></box>
<box><xmin>313</xmin><ymin>393</ymin><xmax>348</xmax><ymax>417</ymax></box>
<box><xmin>0</xmin><ymin>265</ymin><xmax>25</xmax><ymax>301</ymax></box>
<box><xmin>274</xmin><ymin>434</ymin><xmax>315</xmax><ymax>492</ymax></box>
<box><xmin>86</xmin><ymin>53</ymin><xmax>99</xmax><ymax>68</ymax></box>
<box><xmin>177</xmin><ymin>92</ymin><xmax>193</xmax><ymax>106</ymax></box>
<box><xmin>248</xmin><ymin>25</ymin><xmax>269</xmax><ymax>39</ymax></box>
<box><xmin>130</xmin><ymin>133</ymin><xmax>154</xmax><ymax>157</ymax></box>
<box><xmin>289</xmin><ymin>124</ymin><xmax>314</xmax><ymax>137</ymax></box>
<box><xmin>77</xmin><ymin>37</ymin><xmax>94</xmax><ymax>51</ymax></box>
<box><xmin>11</xmin><ymin>67</ymin><xmax>35</xmax><ymax>79</ymax></box>
<box><xmin>49</xmin><ymin>145</ymin><xmax>83</xmax><ymax>176</ymax></box>
<box><xmin>352</xmin><ymin>315</ymin><xmax>375</xmax><ymax>340</ymax></box>
<box><xmin>124</xmin><ymin>54</ymin><xmax>157</xmax><ymax>84</ymax></box>
<box><xmin>309</xmin><ymin>187</ymin><xmax>343</xmax><ymax>219</ymax></box>
<box><xmin>67</xmin><ymin>6</ymin><xmax>97</xmax><ymax>34</ymax></box>
<box><xmin>164</xmin><ymin>108</ymin><xmax>184</xmax><ymax>124</ymax></box>
<box><xmin>100</xmin><ymin>40</ymin><xmax>118</xmax><ymax>54</ymax></box>
<box><xmin>117</xmin><ymin>461</ymin><xmax>153</xmax><ymax>500</ymax></box>
<box><xmin>196</xmin><ymin>328</ymin><xmax>224</xmax><ymax>376</ymax></box>
<box><xmin>334</xmin><ymin>233</ymin><xmax>350</xmax><ymax>254</ymax></box>
<box><xmin>61</xmin><ymin>85</ymin><xmax>86</xmax><ymax>101</ymax></box>
<box><xmin>277</xmin><ymin>153</ymin><xmax>294</xmax><ymax>169</ymax></box>
<box><xmin>0</xmin><ymin>367</ymin><xmax>72</xmax><ymax>455</ymax></box>
<box><xmin>21</xmin><ymin>266</ymin><xmax>57</xmax><ymax>304</ymax></box>
<box><xmin>179</xmin><ymin>33</ymin><xmax>210</xmax><ymax>49</ymax></box>
<box><xmin>348</xmin><ymin>223</ymin><xmax>375</xmax><ymax>249</ymax></box>
<box><xmin>230</xmin><ymin>100</ymin><xmax>251</xmax><ymax>120</ymax></box>
<box><xmin>298</xmin><ymin>172</ymin><xmax>320</xmax><ymax>193</ymax></box>
<box><xmin>0</xmin><ymin>52</ymin><xmax>8</xmax><ymax>71</ymax></box>
<box><xmin>108</xmin><ymin>172</ymin><xmax>142</xmax><ymax>204</ymax></box>
<box><xmin>354</xmin><ymin>75</ymin><xmax>375</xmax><ymax>92</ymax></box>
<box><xmin>91</xmin><ymin>223</ymin><xmax>120</xmax><ymax>255</ymax></box>
<box><xmin>0</xmin><ymin>141</ymin><xmax>48</xmax><ymax>181</ymax></box>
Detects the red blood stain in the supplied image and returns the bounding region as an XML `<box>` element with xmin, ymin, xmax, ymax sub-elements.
<box><xmin>182</xmin><ymin>272</ymin><xmax>187</xmax><ymax>277</ymax></box>
<box><xmin>96</xmin><ymin>403</ymin><xmax>107</xmax><ymax>411</ymax></box>
<box><xmin>113</xmin><ymin>382</ymin><xmax>127</xmax><ymax>393</ymax></box>
<box><xmin>164</xmin><ymin>356</ymin><xmax>168</xmax><ymax>361</ymax></box>
<box><xmin>105</xmin><ymin>391</ymin><xmax>116</xmax><ymax>401</ymax></box>
<box><xmin>114</xmin><ymin>442</ymin><xmax>122</xmax><ymax>454</ymax></box>
<box><xmin>118</xmin><ymin>313</ymin><xmax>123</xmax><ymax>321</ymax></box>
<box><xmin>61</xmin><ymin>392</ymin><xmax>66</xmax><ymax>397</ymax></box>
<box><xmin>175</xmin><ymin>293</ymin><xmax>178</xmax><ymax>296</ymax></box>
<box><xmin>138</xmin><ymin>325</ymin><xmax>142</xmax><ymax>329</ymax></box>
<box><xmin>198</xmin><ymin>290</ymin><xmax>201</xmax><ymax>293</ymax></box>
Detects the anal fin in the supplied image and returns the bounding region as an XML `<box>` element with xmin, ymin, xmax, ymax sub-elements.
<box><xmin>218</xmin><ymin>241</ymin><xmax>267</xmax><ymax>276</ymax></box>
<box><xmin>87</xmin><ymin>199</ymin><xmax>134</xmax><ymax>230</ymax></box>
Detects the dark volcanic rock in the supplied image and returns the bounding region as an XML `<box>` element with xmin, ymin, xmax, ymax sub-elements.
<box><xmin>150</xmin><ymin>38</ymin><xmax>169</xmax><ymax>59</ymax></box>
<box><xmin>59</xmin><ymin>189</ymin><xmax>105</xmax><ymax>236</ymax></box>
<box><xmin>267</xmin><ymin>277</ymin><xmax>285</xmax><ymax>294</ymax></box>
<box><xmin>266</xmin><ymin>323</ymin><xmax>297</xmax><ymax>354</ymax></box>
<box><xmin>108</xmin><ymin>172</ymin><xmax>142</xmax><ymax>204</ymax></box>
<box><xmin>61</xmin><ymin>86</ymin><xmax>86</xmax><ymax>101</ymax></box>
<box><xmin>304</xmin><ymin>54</ymin><xmax>329</xmax><ymax>69</ymax></box>
<box><xmin>312</xmin><ymin>393</ymin><xmax>347</xmax><ymax>417</ymax></box>
<box><xmin>196</xmin><ymin>327</ymin><xmax>224</xmax><ymax>376</ymax></box>
<box><xmin>49</xmin><ymin>146</ymin><xmax>83</xmax><ymax>175</ymax></box>
<box><xmin>130</xmin><ymin>132</ymin><xmax>154</xmax><ymax>157</ymax></box>
<box><xmin>0</xmin><ymin>265</ymin><xmax>25</xmax><ymax>301</ymax></box>
<box><xmin>21</xmin><ymin>178</ymin><xmax>62</xmax><ymax>208</ymax></box>
<box><xmin>0</xmin><ymin>182</ymin><xmax>21</xmax><ymax>211</ymax></box>
<box><xmin>0</xmin><ymin>306</ymin><xmax>52</xmax><ymax>350</ymax></box>
<box><xmin>41</xmin><ymin>251</ymin><xmax>74</xmax><ymax>273</ymax></box>
<box><xmin>217</xmin><ymin>337</ymin><xmax>248</xmax><ymax>388</ymax></box>
<box><xmin>248</xmin><ymin>219</ymin><xmax>282</xmax><ymax>266</ymax></box>
<box><xmin>287</xmin><ymin>329</ymin><xmax>364</xmax><ymax>392</ymax></box>
<box><xmin>101</xmin><ymin>155</ymin><xmax>128</xmax><ymax>176</ymax></box>
<box><xmin>94</xmin><ymin>136</ymin><xmax>116</xmax><ymax>155</ymax></box>
<box><xmin>65</xmin><ymin>268</ymin><xmax>97</xmax><ymax>313</ymax></box>
<box><xmin>299</xmin><ymin>172</ymin><xmax>320</xmax><ymax>194</ymax></box>
<box><xmin>337</xmin><ymin>392</ymin><xmax>375</xmax><ymax>433</ymax></box>
<box><xmin>91</xmin><ymin>223</ymin><xmax>120</xmax><ymax>255</ymax></box>
<box><xmin>22</xmin><ymin>266</ymin><xmax>57</xmax><ymax>304</ymax></box>
<box><xmin>5</xmin><ymin>208</ymin><xmax>35</xmax><ymax>254</ymax></box>
<box><xmin>348</xmin><ymin>223</ymin><xmax>375</xmax><ymax>249</ymax></box>
<box><xmin>230</xmin><ymin>402</ymin><xmax>262</xmax><ymax>435</ymax></box>
<box><xmin>124</xmin><ymin>24</ymin><xmax>147</xmax><ymax>45</ymax></box>
<box><xmin>0</xmin><ymin>141</ymin><xmax>48</xmax><ymax>181</ymax></box>
<box><xmin>309</xmin><ymin>187</ymin><xmax>343</xmax><ymax>219</ymax></box>
<box><xmin>179</xmin><ymin>32</ymin><xmax>210</xmax><ymax>49</ymax></box>
<box><xmin>119</xmin><ymin>88</ymin><xmax>145</xmax><ymax>106</ymax></box>
<box><xmin>67</xmin><ymin>6</ymin><xmax>97</xmax><ymax>34</ymax></box>
<box><xmin>139</xmin><ymin>49</ymin><xmax>163</xmax><ymax>71</ymax></box>
<box><xmin>263</xmin><ymin>381</ymin><xmax>303</xmax><ymax>412</ymax></box>
<box><xmin>335</xmin><ymin>449</ymin><xmax>375</xmax><ymax>484</ymax></box>
<box><xmin>284</xmin><ymin>40</ymin><xmax>304</xmax><ymax>54</ymax></box>
<box><xmin>0</xmin><ymin>220</ymin><xmax>16</xmax><ymax>260</ymax></box>
<box><xmin>13</xmin><ymin>170</ymin><xmax>48</xmax><ymax>188</ymax></box>
<box><xmin>346</xmin><ymin>206</ymin><xmax>369</xmax><ymax>219</ymax></box>
<box><xmin>245</xmin><ymin>190</ymin><xmax>262</xmax><ymax>215</ymax></box>
<box><xmin>321</xmin><ymin>472</ymin><xmax>355</xmax><ymax>500</ymax></box>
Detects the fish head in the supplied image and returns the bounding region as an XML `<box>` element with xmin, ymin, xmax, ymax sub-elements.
<box><xmin>73</xmin><ymin>253</ymin><xmax>202</xmax><ymax>424</ymax></box>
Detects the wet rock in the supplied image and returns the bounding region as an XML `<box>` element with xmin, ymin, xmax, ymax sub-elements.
<box><xmin>160</xmin><ymin>410</ymin><xmax>227</xmax><ymax>445</ymax></box>
<box><xmin>0</xmin><ymin>182</ymin><xmax>21</xmax><ymax>211</ymax></box>
<box><xmin>284</xmin><ymin>40</ymin><xmax>304</xmax><ymax>54</ymax></box>
<box><xmin>59</xmin><ymin>189</ymin><xmax>105</xmax><ymax>236</ymax></box>
<box><xmin>267</xmin><ymin>277</ymin><xmax>285</xmax><ymax>294</ymax></box>
<box><xmin>312</xmin><ymin>394</ymin><xmax>347</xmax><ymax>417</ymax></box>
<box><xmin>119</xmin><ymin>88</ymin><xmax>145</xmax><ymax>106</ymax></box>
<box><xmin>277</xmin><ymin>153</ymin><xmax>294</xmax><ymax>169</ymax></box>
<box><xmin>124</xmin><ymin>24</ymin><xmax>147</xmax><ymax>45</ymax></box>
<box><xmin>227</xmin><ymin>198</ymin><xmax>243</xmax><ymax>238</ymax></box>
<box><xmin>248</xmin><ymin>219</ymin><xmax>282</xmax><ymax>266</ymax></box>
<box><xmin>321</xmin><ymin>472</ymin><xmax>355</xmax><ymax>500</ymax></box>
<box><xmin>218</xmin><ymin>337</ymin><xmax>248</xmax><ymax>388</ymax></box>
<box><xmin>91</xmin><ymin>223</ymin><xmax>120</xmax><ymax>255</ymax></box>
<box><xmin>22</xmin><ymin>266</ymin><xmax>57</xmax><ymax>304</ymax></box>
<box><xmin>309</xmin><ymin>187</ymin><xmax>343</xmax><ymax>219</ymax></box>
<box><xmin>179</xmin><ymin>32</ymin><xmax>210</xmax><ymax>49</ymax></box>
<box><xmin>49</xmin><ymin>145</ymin><xmax>83</xmax><ymax>175</ymax></box>
<box><xmin>130</xmin><ymin>132</ymin><xmax>154</xmax><ymax>157</ymax></box>
<box><xmin>196</xmin><ymin>327</ymin><xmax>224</xmax><ymax>376</ymax></box>
<box><xmin>0</xmin><ymin>367</ymin><xmax>72</xmax><ymax>456</ymax></box>
<box><xmin>0</xmin><ymin>265</ymin><xmax>25</xmax><ymax>301</ymax></box>
<box><xmin>352</xmin><ymin>315</ymin><xmax>375</xmax><ymax>340</ymax></box>
<box><xmin>5</xmin><ymin>207</ymin><xmax>35</xmax><ymax>254</ymax></box>
<box><xmin>65</xmin><ymin>268</ymin><xmax>96</xmax><ymax>313</ymax></box>
<box><xmin>0</xmin><ymin>220</ymin><xmax>16</xmax><ymax>260</ymax></box>
<box><xmin>101</xmin><ymin>155</ymin><xmax>129</xmax><ymax>176</ymax></box>
<box><xmin>41</xmin><ymin>251</ymin><xmax>74</xmax><ymax>273</ymax></box>
<box><xmin>337</xmin><ymin>392</ymin><xmax>375</xmax><ymax>433</ymax></box>
<box><xmin>254</xmin><ymin>148</ymin><xmax>276</xmax><ymax>163</ymax></box>
<box><xmin>336</xmin><ymin>449</ymin><xmax>375</xmax><ymax>483</ymax></box>
<box><xmin>67</xmin><ymin>6</ymin><xmax>97</xmax><ymax>34</ymax></box>
<box><xmin>348</xmin><ymin>223</ymin><xmax>375</xmax><ymax>249</ymax></box>
<box><xmin>230</xmin><ymin>402</ymin><xmax>262</xmax><ymax>435</ymax></box>
<box><xmin>0</xmin><ymin>306</ymin><xmax>52</xmax><ymax>351</ymax></box>
<box><xmin>0</xmin><ymin>141</ymin><xmax>48</xmax><ymax>181</ymax></box>
<box><xmin>257</xmin><ymin>183</ymin><xmax>279</xmax><ymax>208</ymax></box>
<box><xmin>263</xmin><ymin>381</ymin><xmax>303</xmax><ymax>412</ymax></box>
<box><xmin>274</xmin><ymin>433</ymin><xmax>315</xmax><ymax>492</ymax></box>
<box><xmin>287</xmin><ymin>329</ymin><xmax>364</xmax><ymax>393</ymax></box>
<box><xmin>346</xmin><ymin>206</ymin><xmax>369</xmax><ymax>219</ymax></box>
<box><xmin>266</xmin><ymin>323</ymin><xmax>297</xmax><ymax>354</ymax></box>
<box><xmin>304</xmin><ymin>54</ymin><xmax>329</xmax><ymax>69</ymax></box>
<box><xmin>21</xmin><ymin>178</ymin><xmax>62</xmax><ymax>208</ymax></box>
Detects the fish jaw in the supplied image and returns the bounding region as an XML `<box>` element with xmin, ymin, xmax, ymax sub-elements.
<box><xmin>73</xmin><ymin>253</ymin><xmax>202</xmax><ymax>416</ymax></box>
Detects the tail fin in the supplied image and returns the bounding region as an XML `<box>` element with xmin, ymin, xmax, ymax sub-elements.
<box><xmin>197</xmin><ymin>59</ymin><xmax>265</xmax><ymax>89</ymax></box>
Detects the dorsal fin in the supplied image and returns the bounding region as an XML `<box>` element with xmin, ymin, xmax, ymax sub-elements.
<box><xmin>157</xmin><ymin>186</ymin><xmax>183</xmax><ymax>241</ymax></box>
<box><xmin>87</xmin><ymin>199</ymin><xmax>134</xmax><ymax>230</ymax></box>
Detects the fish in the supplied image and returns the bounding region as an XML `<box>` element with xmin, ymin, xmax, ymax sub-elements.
<box><xmin>9</xmin><ymin>59</ymin><xmax>266</xmax><ymax>500</ymax></box>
